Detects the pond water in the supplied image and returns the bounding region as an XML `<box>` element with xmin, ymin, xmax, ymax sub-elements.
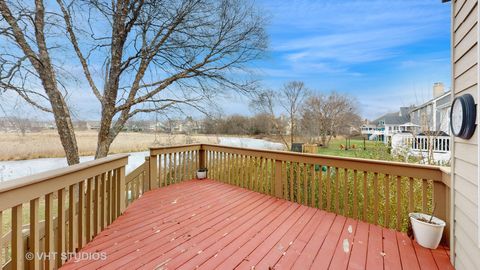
<box><xmin>0</xmin><ymin>137</ymin><xmax>284</xmax><ymax>182</ymax></box>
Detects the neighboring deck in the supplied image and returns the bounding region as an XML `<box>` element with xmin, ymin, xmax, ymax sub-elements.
<box><xmin>61</xmin><ymin>180</ymin><xmax>453</xmax><ymax>270</ymax></box>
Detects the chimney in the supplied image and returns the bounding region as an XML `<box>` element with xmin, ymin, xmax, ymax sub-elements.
<box><xmin>433</xmin><ymin>82</ymin><xmax>445</xmax><ymax>98</ymax></box>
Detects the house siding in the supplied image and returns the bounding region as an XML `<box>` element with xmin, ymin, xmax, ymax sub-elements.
<box><xmin>452</xmin><ymin>0</ymin><xmax>480</xmax><ymax>269</ymax></box>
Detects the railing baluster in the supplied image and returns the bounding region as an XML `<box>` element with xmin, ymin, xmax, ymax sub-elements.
<box><xmin>422</xmin><ymin>179</ymin><xmax>428</xmax><ymax>212</ymax></box>
<box><xmin>233</xmin><ymin>154</ymin><xmax>238</xmax><ymax>186</ymax></box>
<box><xmin>274</xmin><ymin>159</ymin><xmax>282</xmax><ymax>198</ymax></box>
<box><xmin>373</xmin><ymin>172</ymin><xmax>379</xmax><ymax>225</ymax></box>
<box><xmin>353</xmin><ymin>170</ymin><xmax>358</xmax><ymax>219</ymax></box>
<box><xmin>106</xmin><ymin>172</ymin><xmax>111</xmax><ymax>225</ymax></box>
<box><xmin>78</xmin><ymin>181</ymin><xmax>85</xmax><ymax>249</ymax></box>
<box><xmin>295</xmin><ymin>163</ymin><xmax>300</xmax><ymax>203</ymax></box>
<box><xmin>289</xmin><ymin>162</ymin><xmax>294</xmax><ymax>201</ymax></box>
<box><xmin>384</xmin><ymin>174</ymin><xmax>390</xmax><ymax>228</ymax></box>
<box><xmin>335</xmin><ymin>167</ymin><xmax>340</xmax><ymax>213</ymax></box>
<box><xmin>101</xmin><ymin>174</ymin><xmax>106</xmax><ymax>230</ymax></box>
<box><xmin>241</xmin><ymin>154</ymin><xmax>245</xmax><ymax>187</ymax></box>
<box><xmin>409</xmin><ymin>177</ymin><xmax>414</xmax><ymax>213</ymax></box>
<box><xmin>211</xmin><ymin>151</ymin><xmax>215</xmax><ymax>180</ymax></box>
<box><xmin>29</xmin><ymin>198</ymin><xmax>39</xmax><ymax>270</ymax></box>
<box><xmin>303</xmin><ymin>163</ymin><xmax>308</xmax><ymax>205</ymax></box>
<box><xmin>94</xmin><ymin>175</ymin><xmax>100</xmax><ymax>236</ymax></box>
<box><xmin>45</xmin><ymin>193</ymin><xmax>54</xmax><ymax>270</ymax></box>
<box><xmin>251</xmin><ymin>155</ymin><xmax>255</xmax><ymax>189</ymax></box>
<box><xmin>225</xmin><ymin>152</ymin><xmax>228</xmax><ymax>183</ymax></box>
<box><xmin>57</xmin><ymin>188</ymin><xmax>65</xmax><ymax>267</ymax></box>
<box><xmin>363</xmin><ymin>171</ymin><xmax>367</xmax><ymax>221</ymax></box>
<box><xmin>253</xmin><ymin>157</ymin><xmax>258</xmax><ymax>192</ymax></box>
<box><xmin>163</xmin><ymin>153</ymin><xmax>168</xmax><ymax>185</ymax></box>
<box><xmin>259</xmin><ymin>157</ymin><xmax>264</xmax><ymax>192</ymax></box>
<box><xmin>111</xmin><ymin>171</ymin><xmax>117</xmax><ymax>220</ymax></box>
<box><xmin>12</xmin><ymin>204</ymin><xmax>23</xmax><ymax>269</ymax></box>
<box><xmin>343</xmin><ymin>168</ymin><xmax>348</xmax><ymax>216</ymax></box>
<box><xmin>396</xmin><ymin>176</ymin><xmax>402</xmax><ymax>231</ymax></box>
<box><xmin>226</xmin><ymin>153</ymin><xmax>231</xmax><ymax>184</ymax></box>
<box><xmin>183</xmin><ymin>151</ymin><xmax>187</xmax><ymax>181</ymax></box>
<box><xmin>282</xmin><ymin>161</ymin><xmax>287</xmax><ymax>199</ymax></box>
<box><xmin>150</xmin><ymin>154</ymin><xmax>158</xmax><ymax>189</ymax></box>
<box><xmin>86</xmin><ymin>177</ymin><xmax>93</xmax><ymax>240</ymax></box>
<box><xmin>173</xmin><ymin>152</ymin><xmax>177</xmax><ymax>183</ymax></box>
<box><xmin>310</xmin><ymin>164</ymin><xmax>315</xmax><ymax>207</ymax></box>
<box><xmin>69</xmin><ymin>184</ymin><xmax>77</xmax><ymax>252</ymax></box>
<box><xmin>326</xmin><ymin>167</ymin><xmax>331</xmax><ymax>211</ymax></box>
<box><xmin>318</xmin><ymin>165</ymin><xmax>323</xmax><ymax>210</ymax></box>
<box><xmin>118</xmin><ymin>167</ymin><xmax>126</xmax><ymax>215</ymax></box>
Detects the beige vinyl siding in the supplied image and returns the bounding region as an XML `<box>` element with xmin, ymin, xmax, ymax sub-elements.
<box><xmin>452</xmin><ymin>0</ymin><xmax>480</xmax><ymax>269</ymax></box>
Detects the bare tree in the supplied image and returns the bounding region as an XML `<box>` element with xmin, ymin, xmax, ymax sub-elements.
<box><xmin>250</xmin><ymin>89</ymin><xmax>289</xmax><ymax>148</ymax></box>
<box><xmin>250</xmin><ymin>81</ymin><xmax>308</xmax><ymax>149</ymax></box>
<box><xmin>0</xmin><ymin>0</ymin><xmax>267</xmax><ymax>164</ymax></box>
<box><xmin>279</xmin><ymin>81</ymin><xmax>308</xmax><ymax>147</ymax></box>
<box><xmin>301</xmin><ymin>92</ymin><xmax>358</xmax><ymax>147</ymax></box>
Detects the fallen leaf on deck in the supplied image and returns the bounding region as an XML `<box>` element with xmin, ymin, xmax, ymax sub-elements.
<box><xmin>343</xmin><ymin>239</ymin><xmax>350</xmax><ymax>253</ymax></box>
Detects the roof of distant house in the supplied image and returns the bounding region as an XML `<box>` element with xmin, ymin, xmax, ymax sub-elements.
<box><xmin>372</xmin><ymin>110</ymin><xmax>410</xmax><ymax>126</ymax></box>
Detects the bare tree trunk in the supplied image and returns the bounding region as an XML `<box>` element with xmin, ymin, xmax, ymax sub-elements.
<box><xmin>290</xmin><ymin>120</ymin><xmax>294</xmax><ymax>147</ymax></box>
<box><xmin>48</xmin><ymin>92</ymin><xmax>79</xmax><ymax>165</ymax></box>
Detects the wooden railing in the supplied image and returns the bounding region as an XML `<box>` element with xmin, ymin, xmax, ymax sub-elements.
<box><xmin>0</xmin><ymin>144</ymin><xmax>452</xmax><ymax>269</ymax></box>
<box><xmin>146</xmin><ymin>144</ymin><xmax>451</xmax><ymax>246</ymax></box>
<box><xmin>147</xmin><ymin>145</ymin><xmax>201</xmax><ymax>189</ymax></box>
<box><xmin>0</xmin><ymin>154</ymin><xmax>128</xmax><ymax>270</ymax></box>
<box><xmin>125</xmin><ymin>157</ymin><xmax>148</xmax><ymax>207</ymax></box>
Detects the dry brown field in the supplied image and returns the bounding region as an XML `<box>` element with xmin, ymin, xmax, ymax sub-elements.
<box><xmin>0</xmin><ymin>130</ymin><xmax>223</xmax><ymax>161</ymax></box>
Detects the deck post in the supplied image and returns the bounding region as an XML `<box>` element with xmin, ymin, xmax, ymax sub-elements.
<box><xmin>199</xmin><ymin>146</ymin><xmax>206</xmax><ymax>169</ymax></box>
<box><xmin>118</xmin><ymin>166</ymin><xmax>126</xmax><ymax>215</ymax></box>
<box><xmin>199</xmin><ymin>145</ymin><xmax>207</xmax><ymax>178</ymax></box>
<box><xmin>11</xmin><ymin>204</ymin><xmax>23</xmax><ymax>270</ymax></box>
<box><xmin>274</xmin><ymin>160</ymin><xmax>283</xmax><ymax>198</ymax></box>
<box><xmin>150</xmin><ymin>154</ymin><xmax>158</xmax><ymax>189</ymax></box>
<box><xmin>434</xmin><ymin>169</ymin><xmax>451</xmax><ymax>247</ymax></box>
<box><xmin>144</xmin><ymin>156</ymin><xmax>151</xmax><ymax>192</ymax></box>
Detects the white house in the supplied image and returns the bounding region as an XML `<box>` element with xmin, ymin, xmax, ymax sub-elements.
<box><xmin>361</xmin><ymin>107</ymin><xmax>416</xmax><ymax>143</ymax></box>
<box><xmin>392</xmin><ymin>83</ymin><xmax>452</xmax><ymax>164</ymax></box>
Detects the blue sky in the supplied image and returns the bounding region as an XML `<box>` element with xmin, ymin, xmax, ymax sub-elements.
<box><xmin>1</xmin><ymin>0</ymin><xmax>452</xmax><ymax>121</ymax></box>
<box><xmin>245</xmin><ymin>0</ymin><xmax>451</xmax><ymax>119</ymax></box>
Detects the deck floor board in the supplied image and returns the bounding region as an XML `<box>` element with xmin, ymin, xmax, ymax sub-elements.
<box><xmin>60</xmin><ymin>180</ymin><xmax>453</xmax><ymax>270</ymax></box>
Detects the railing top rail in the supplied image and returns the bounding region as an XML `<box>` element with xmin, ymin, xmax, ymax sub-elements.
<box><xmin>0</xmin><ymin>154</ymin><xmax>129</xmax><ymax>195</ymax></box>
<box><xmin>200</xmin><ymin>143</ymin><xmax>444</xmax><ymax>168</ymax></box>
<box><xmin>150</xmin><ymin>144</ymin><xmax>202</xmax><ymax>155</ymax></box>
<box><xmin>148</xmin><ymin>143</ymin><xmax>450</xmax><ymax>183</ymax></box>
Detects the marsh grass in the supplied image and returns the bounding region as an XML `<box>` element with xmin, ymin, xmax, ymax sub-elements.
<box><xmin>0</xmin><ymin>131</ymin><xmax>220</xmax><ymax>161</ymax></box>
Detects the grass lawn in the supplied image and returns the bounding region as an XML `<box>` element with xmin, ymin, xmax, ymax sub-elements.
<box><xmin>316</xmin><ymin>138</ymin><xmax>396</xmax><ymax>161</ymax></box>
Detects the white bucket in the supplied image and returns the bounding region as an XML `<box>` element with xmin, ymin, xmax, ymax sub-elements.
<box><xmin>409</xmin><ymin>212</ymin><xmax>446</xmax><ymax>249</ymax></box>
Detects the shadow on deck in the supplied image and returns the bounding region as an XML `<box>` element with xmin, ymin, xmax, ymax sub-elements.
<box><xmin>61</xmin><ymin>180</ymin><xmax>453</xmax><ymax>270</ymax></box>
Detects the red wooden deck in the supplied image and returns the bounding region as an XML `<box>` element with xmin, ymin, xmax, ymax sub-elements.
<box><xmin>61</xmin><ymin>180</ymin><xmax>453</xmax><ymax>270</ymax></box>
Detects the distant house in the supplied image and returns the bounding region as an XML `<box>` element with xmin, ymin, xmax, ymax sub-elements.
<box><xmin>391</xmin><ymin>83</ymin><xmax>451</xmax><ymax>163</ymax></box>
<box><xmin>409</xmin><ymin>82</ymin><xmax>451</xmax><ymax>135</ymax></box>
<box><xmin>164</xmin><ymin>117</ymin><xmax>203</xmax><ymax>134</ymax></box>
<box><xmin>361</xmin><ymin>107</ymin><xmax>416</xmax><ymax>143</ymax></box>
<box><xmin>364</xmin><ymin>83</ymin><xmax>452</xmax><ymax>164</ymax></box>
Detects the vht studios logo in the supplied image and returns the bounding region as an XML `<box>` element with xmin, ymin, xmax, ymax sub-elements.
<box><xmin>25</xmin><ymin>251</ymin><xmax>107</xmax><ymax>261</ymax></box>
